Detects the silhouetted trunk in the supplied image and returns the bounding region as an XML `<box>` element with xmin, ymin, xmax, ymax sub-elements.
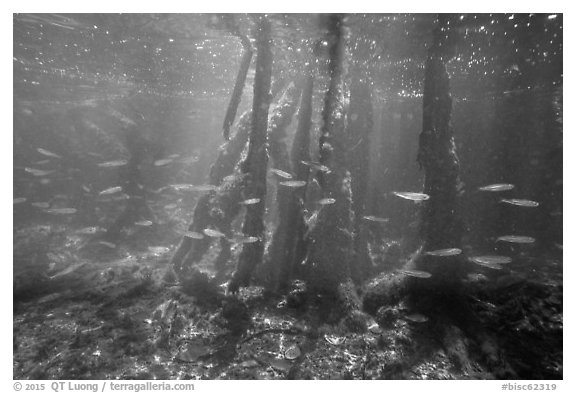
<box><xmin>305</xmin><ymin>15</ymin><xmax>361</xmax><ymax>319</ymax></box>
<box><xmin>347</xmin><ymin>73</ymin><xmax>374</xmax><ymax>283</ymax></box>
<box><xmin>229</xmin><ymin>16</ymin><xmax>273</xmax><ymax>292</ymax></box>
<box><xmin>222</xmin><ymin>48</ymin><xmax>253</xmax><ymax>140</ymax></box>
<box><xmin>287</xmin><ymin>69</ymin><xmax>314</xmax><ymax>282</ymax></box>
<box><xmin>414</xmin><ymin>14</ymin><xmax>463</xmax><ymax>292</ymax></box>
<box><xmin>266</xmin><ymin>80</ymin><xmax>309</xmax><ymax>291</ymax></box>
<box><xmin>171</xmin><ymin>111</ymin><xmax>252</xmax><ymax>273</ymax></box>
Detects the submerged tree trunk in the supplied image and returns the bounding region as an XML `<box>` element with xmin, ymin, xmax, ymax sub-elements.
<box><xmin>305</xmin><ymin>15</ymin><xmax>362</xmax><ymax>322</ymax></box>
<box><xmin>266</xmin><ymin>78</ymin><xmax>310</xmax><ymax>291</ymax></box>
<box><xmin>229</xmin><ymin>16</ymin><xmax>273</xmax><ymax>293</ymax></box>
<box><xmin>347</xmin><ymin>73</ymin><xmax>374</xmax><ymax>283</ymax></box>
<box><xmin>171</xmin><ymin>111</ymin><xmax>252</xmax><ymax>273</ymax></box>
<box><xmin>414</xmin><ymin>14</ymin><xmax>464</xmax><ymax>292</ymax></box>
<box><xmin>222</xmin><ymin>48</ymin><xmax>253</xmax><ymax>141</ymax></box>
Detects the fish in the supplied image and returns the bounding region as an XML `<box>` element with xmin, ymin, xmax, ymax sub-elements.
<box><xmin>82</xmin><ymin>185</ymin><xmax>91</xmax><ymax>193</ymax></box>
<box><xmin>363</xmin><ymin>215</ymin><xmax>389</xmax><ymax>223</ymax></box>
<box><xmin>170</xmin><ymin>184</ymin><xmax>196</xmax><ymax>191</ymax></box>
<box><xmin>99</xmin><ymin>186</ymin><xmax>123</xmax><ymax>195</ymax></box>
<box><xmin>393</xmin><ymin>191</ymin><xmax>430</xmax><ymax>201</ymax></box>
<box><xmin>301</xmin><ymin>160</ymin><xmax>331</xmax><ymax>173</ymax></box>
<box><xmin>399</xmin><ymin>269</ymin><xmax>432</xmax><ymax>278</ymax></box>
<box><xmin>469</xmin><ymin>255</ymin><xmax>512</xmax><ymax>265</ymax></box>
<box><xmin>183</xmin><ymin>231</ymin><xmax>204</xmax><ymax>239</ymax></box>
<box><xmin>500</xmin><ymin>198</ymin><xmax>539</xmax><ymax>207</ymax></box>
<box><xmin>165</xmin><ymin>203</ymin><xmax>178</xmax><ymax>209</ymax></box>
<box><xmin>466</xmin><ymin>273</ymin><xmax>488</xmax><ymax>282</ymax></box>
<box><xmin>317</xmin><ymin>198</ymin><xmax>336</xmax><ymax>205</ymax></box>
<box><xmin>154</xmin><ymin>158</ymin><xmax>174</xmax><ymax>167</ymax></box>
<box><xmin>49</xmin><ymin>262</ymin><xmax>87</xmax><ymax>279</ymax></box>
<box><xmin>76</xmin><ymin>226</ymin><xmax>102</xmax><ymax>235</ymax></box>
<box><xmin>24</xmin><ymin>167</ymin><xmax>55</xmax><ymax>177</ymax></box>
<box><xmin>31</xmin><ymin>202</ymin><xmax>50</xmax><ymax>209</ymax></box>
<box><xmin>239</xmin><ymin>198</ymin><xmax>261</xmax><ymax>205</ymax></box>
<box><xmin>37</xmin><ymin>148</ymin><xmax>62</xmax><ymax>159</ymax></box>
<box><xmin>284</xmin><ymin>345</ymin><xmax>301</xmax><ymax>360</ymax></box>
<box><xmin>97</xmin><ymin>160</ymin><xmax>128</xmax><ymax>168</ymax></box>
<box><xmin>478</xmin><ymin>183</ymin><xmax>515</xmax><ymax>192</ymax></box>
<box><xmin>470</xmin><ymin>260</ymin><xmax>504</xmax><ymax>270</ymax></box>
<box><xmin>232</xmin><ymin>235</ymin><xmax>260</xmax><ymax>244</ymax></box>
<box><xmin>279</xmin><ymin>180</ymin><xmax>307</xmax><ymax>188</ymax></box>
<box><xmin>424</xmin><ymin>248</ymin><xmax>462</xmax><ymax>257</ymax></box>
<box><xmin>270</xmin><ymin>168</ymin><xmax>293</xmax><ymax>179</ymax></box>
<box><xmin>135</xmin><ymin>220</ymin><xmax>153</xmax><ymax>227</ymax></box>
<box><xmin>405</xmin><ymin>314</ymin><xmax>429</xmax><ymax>323</ymax></box>
<box><xmin>181</xmin><ymin>155</ymin><xmax>200</xmax><ymax>164</ymax></box>
<box><xmin>496</xmin><ymin>235</ymin><xmax>536</xmax><ymax>244</ymax></box>
<box><xmin>13</xmin><ymin>197</ymin><xmax>27</xmax><ymax>204</ymax></box>
<box><xmin>35</xmin><ymin>159</ymin><xmax>51</xmax><ymax>165</ymax></box>
<box><xmin>368</xmin><ymin>323</ymin><xmax>383</xmax><ymax>334</ymax></box>
<box><xmin>203</xmin><ymin>228</ymin><xmax>226</xmax><ymax>238</ymax></box>
<box><xmin>99</xmin><ymin>241</ymin><xmax>117</xmax><ymax>249</ymax></box>
<box><xmin>148</xmin><ymin>246</ymin><xmax>170</xmax><ymax>254</ymax></box>
<box><xmin>168</xmin><ymin>154</ymin><xmax>181</xmax><ymax>159</ymax></box>
<box><xmin>191</xmin><ymin>184</ymin><xmax>217</xmax><ymax>192</ymax></box>
<box><xmin>44</xmin><ymin>208</ymin><xmax>77</xmax><ymax>215</ymax></box>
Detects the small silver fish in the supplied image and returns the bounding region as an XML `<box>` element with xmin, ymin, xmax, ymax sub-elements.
<box><xmin>232</xmin><ymin>235</ymin><xmax>260</xmax><ymax>244</ymax></box>
<box><xmin>399</xmin><ymin>269</ymin><xmax>432</xmax><ymax>278</ymax></box>
<box><xmin>500</xmin><ymin>198</ymin><xmax>539</xmax><ymax>207</ymax></box>
<box><xmin>13</xmin><ymin>197</ymin><xmax>27</xmax><ymax>204</ymax></box>
<box><xmin>99</xmin><ymin>241</ymin><xmax>117</xmax><ymax>249</ymax></box>
<box><xmin>393</xmin><ymin>191</ymin><xmax>430</xmax><ymax>201</ymax></box>
<box><xmin>154</xmin><ymin>158</ymin><xmax>174</xmax><ymax>167</ymax></box>
<box><xmin>470</xmin><ymin>260</ymin><xmax>504</xmax><ymax>270</ymax></box>
<box><xmin>44</xmin><ymin>208</ymin><xmax>77</xmax><ymax>215</ymax></box>
<box><xmin>135</xmin><ymin>220</ymin><xmax>153</xmax><ymax>227</ymax></box>
<box><xmin>425</xmin><ymin>248</ymin><xmax>462</xmax><ymax>257</ymax></box>
<box><xmin>239</xmin><ymin>198</ymin><xmax>261</xmax><ymax>205</ymax></box>
<box><xmin>168</xmin><ymin>154</ymin><xmax>180</xmax><ymax>159</ymax></box>
<box><xmin>192</xmin><ymin>184</ymin><xmax>217</xmax><ymax>192</ymax></box>
<box><xmin>76</xmin><ymin>226</ymin><xmax>101</xmax><ymax>235</ymax></box>
<box><xmin>270</xmin><ymin>168</ymin><xmax>293</xmax><ymax>179</ymax></box>
<box><xmin>82</xmin><ymin>185</ymin><xmax>91</xmax><ymax>193</ymax></box>
<box><xmin>148</xmin><ymin>246</ymin><xmax>170</xmax><ymax>254</ymax></box>
<box><xmin>363</xmin><ymin>215</ymin><xmax>389</xmax><ymax>223</ymax></box>
<box><xmin>35</xmin><ymin>159</ymin><xmax>51</xmax><ymax>165</ymax></box>
<box><xmin>301</xmin><ymin>160</ymin><xmax>331</xmax><ymax>173</ymax></box>
<box><xmin>99</xmin><ymin>186</ymin><xmax>123</xmax><ymax>195</ymax></box>
<box><xmin>24</xmin><ymin>167</ymin><xmax>55</xmax><ymax>177</ymax></box>
<box><xmin>279</xmin><ymin>180</ymin><xmax>307</xmax><ymax>188</ymax></box>
<box><xmin>183</xmin><ymin>231</ymin><xmax>204</xmax><ymax>239</ymax></box>
<box><xmin>165</xmin><ymin>203</ymin><xmax>178</xmax><ymax>209</ymax></box>
<box><xmin>49</xmin><ymin>262</ymin><xmax>86</xmax><ymax>279</ymax></box>
<box><xmin>37</xmin><ymin>148</ymin><xmax>62</xmax><ymax>159</ymax></box>
<box><xmin>368</xmin><ymin>323</ymin><xmax>383</xmax><ymax>334</ymax></box>
<box><xmin>97</xmin><ymin>160</ymin><xmax>128</xmax><ymax>168</ymax></box>
<box><xmin>405</xmin><ymin>314</ymin><xmax>429</xmax><ymax>323</ymax></box>
<box><xmin>469</xmin><ymin>255</ymin><xmax>512</xmax><ymax>264</ymax></box>
<box><xmin>171</xmin><ymin>184</ymin><xmax>195</xmax><ymax>191</ymax></box>
<box><xmin>203</xmin><ymin>228</ymin><xmax>226</xmax><ymax>238</ymax></box>
<box><xmin>496</xmin><ymin>235</ymin><xmax>536</xmax><ymax>244</ymax></box>
<box><xmin>478</xmin><ymin>183</ymin><xmax>515</xmax><ymax>192</ymax></box>
<box><xmin>31</xmin><ymin>202</ymin><xmax>50</xmax><ymax>209</ymax></box>
<box><xmin>317</xmin><ymin>198</ymin><xmax>336</xmax><ymax>205</ymax></box>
